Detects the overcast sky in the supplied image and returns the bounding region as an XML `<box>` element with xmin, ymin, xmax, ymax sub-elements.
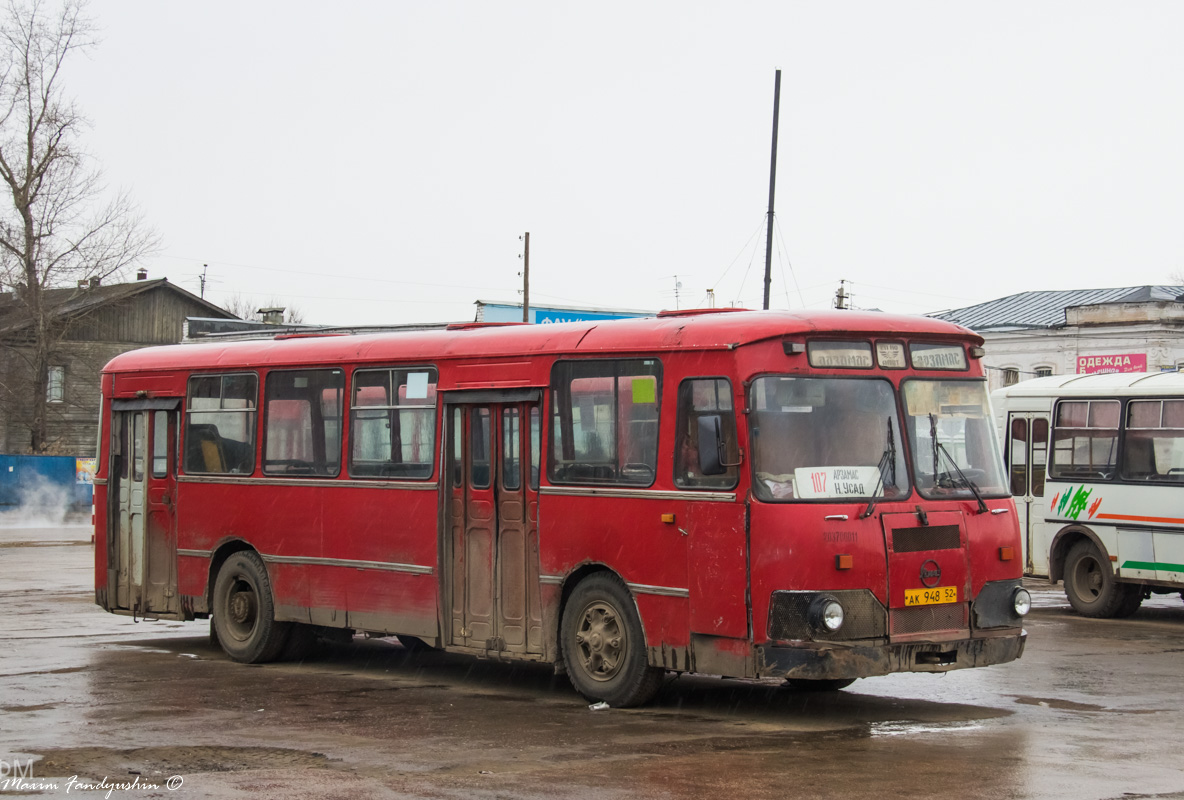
<box><xmin>64</xmin><ymin>1</ymin><xmax>1184</xmax><ymax>325</ymax></box>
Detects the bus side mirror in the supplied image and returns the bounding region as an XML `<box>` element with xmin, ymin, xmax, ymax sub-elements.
<box><xmin>697</xmin><ymin>415</ymin><xmax>727</xmax><ymax>475</ymax></box>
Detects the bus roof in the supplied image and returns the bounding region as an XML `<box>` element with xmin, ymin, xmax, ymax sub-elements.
<box><xmin>102</xmin><ymin>309</ymin><xmax>980</xmax><ymax>375</ymax></box>
<box><xmin>993</xmin><ymin>371</ymin><xmax>1184</xmax><ymax>398</ymax></box>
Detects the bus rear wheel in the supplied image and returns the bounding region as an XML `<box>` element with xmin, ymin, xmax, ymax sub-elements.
<box><xmin>1063</xmin><ymin>540</ymin><xmax>1142</xmax><ymax>618</ymax></box>
<box><xmin>213</xmin><ymin>551</ymin><xmax>290</xmax><ymax>663</ymax></box>
<box><xmin>561</xmin><ymin>574</ymin><xmax>664</xmax><ymax>708</ymax></box>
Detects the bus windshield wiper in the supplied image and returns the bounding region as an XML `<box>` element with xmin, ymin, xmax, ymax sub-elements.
<box><xmin>861</xmin><ymin>417</ymin><xmax>896</xmax><ymax>519</ymax></box>
<box><xmin>935</xmin><ymin>442</ymin><xmax>989</xmax><ymax>514</ymax></box>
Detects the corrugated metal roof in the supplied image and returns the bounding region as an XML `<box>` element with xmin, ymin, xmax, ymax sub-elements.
<box><xmin>931</xmin><ymin>286</ymin><xmax>1184</xmax><ymax>331</ymax></box>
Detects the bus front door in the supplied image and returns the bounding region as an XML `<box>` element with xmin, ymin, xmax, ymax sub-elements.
<box><xmin>110</xmin><ymin>408</ymin><xmax>179</xmax><ymax>616</ymax></box>
<box><xmin>1006</xmin><ymin>413</ymin><xmax>1049</xmax><ymax>575</ymax></box>
<box><xmin>445</xmin><ymin>401</ymin><xmax>543</xmax><ymax>656</ymax></box>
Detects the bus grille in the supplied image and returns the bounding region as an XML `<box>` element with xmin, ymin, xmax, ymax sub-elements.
<box><xmin>891</xmin><ymin>524</ymin><xmax>961</xmax><ymax>553</ymax></box>
<box><xmin>768</xmin><ymin>590</ymin><xmax>887</xmax><ymax>642</ymax></box>
<box><xmin>890</xmin><ymin>603</ymin><xmax>968</xmax><ymax>635</ymax></box>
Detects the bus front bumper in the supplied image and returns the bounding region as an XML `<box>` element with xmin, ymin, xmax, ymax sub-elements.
<box><xmin>755</xmin><ymin>629</ymin><xmax>1026</xmax><ymax>680</ymax></box>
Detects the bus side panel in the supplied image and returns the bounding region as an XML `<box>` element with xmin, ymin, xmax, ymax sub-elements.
<box><xmin>636</xmin><ymin>593</ymin><xmax>691</xmax><ymax>661</ymax></box>
<box><xmin>1153</xmin><ymin>530</ymin><xmax>1184</xmax><ymax>584</ymax></box>
<box><xmin>177</xmin><ymin>554</ymin><xmax>211</xmax><ymax>613</ymax></box>
<box><xmin>174</xmin><ymin>482</ymin><xmax>322</xmax><ymax>604</ymax></box>
<box><xmin>540</xmin><ymin>494</ymin><xmax>690</xmax><ymax>646</ymax></box>
<box><xmin>324</xmin><ymin>487</ymin><xmax>439</xmax><ymax>634</ymax></box>
<box><xmin>333</xmin><ymin>568</ymin><xmax>438</xmax><ymax>636</ymax></box>
<box><xmin>684</xmin><ymin>501</ymin><xmax>748</xmax><ymax>639</ymax></box>
<box><xmin>325</xmin><ymin>487</ymin><xmax>439</xmax><ymax>569</ymax></box>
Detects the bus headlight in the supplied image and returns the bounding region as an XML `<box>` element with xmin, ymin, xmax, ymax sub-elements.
<box><xmin>1012</xmin><ymin>587</ymin><xmax>1032</xmax><ymax>617</ymax></box>
<box><xmin>811</xmin><ymin>596</ymin><xmax>845</xmax><ymax>633</ymax></box>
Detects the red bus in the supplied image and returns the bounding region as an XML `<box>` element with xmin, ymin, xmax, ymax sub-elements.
<box><xmin>94</xmin><ymin>309</ymin><xmax>1028</xmax><ymax>706</ymax></box>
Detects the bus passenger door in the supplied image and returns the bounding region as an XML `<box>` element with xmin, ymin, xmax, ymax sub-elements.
<box><xmin>111</xmin><ymin>407</ymin><xmax>179</xmax><ymax>616</ymax></box>
<box><xmin>445</xmin><ymin>399</ymin><xmax>543</xmax><ymax>655</ymax></box>
<box><xmin>143</xmin><ymin>409</ymin><xmax>180</xmax><ymax>615</ymax></box>
<box><xmin>1007</xmin><ymin>413</ymin><xmax>1049</xmax><ymax>575</ymax></box>
<box><xmin>494</xmin><ymin>404</ymin><xmax>543</xmax><ymax>654</ymax></box>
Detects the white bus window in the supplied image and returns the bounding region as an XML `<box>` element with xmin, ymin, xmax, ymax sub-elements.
<box><xmin>1122</xmin><ymin>399</ymin><xmax>1184</xmax><ymax>482</ymax></box>
<box><xmin>1049</xmin><ymin>400</ymin><xmax>1119</xmax><ymax>481</ymax></box>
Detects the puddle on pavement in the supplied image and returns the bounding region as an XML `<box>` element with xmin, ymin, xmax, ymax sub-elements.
<box><xmin>30</xmin><ymin>746</ymin><xmax>336</xmax><ymax>779</ymax></box>
<box><xmin>1010</xmin><ymin>695</ymin><xmax>1160</xmax><ymax>714</ymax></box>
<box><xmin>2</xmin><ymin>703</ymin><xmax>57</xmax><ymax>712</ymax></box>
<box><xmin>868</xmin><ymin>720</ymin><xmax>986</xmax><ymax>737</ymax></box>
<box><xmin>1012</xmin><ymin>695</ymin><xmax>1106</xmax><ymax>711</ymax></box>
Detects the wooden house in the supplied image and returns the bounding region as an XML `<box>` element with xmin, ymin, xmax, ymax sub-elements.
<box><xmin>0</xmin><ymin>276</ymin><xmax>237</xmax><ymax>455</ymax></box>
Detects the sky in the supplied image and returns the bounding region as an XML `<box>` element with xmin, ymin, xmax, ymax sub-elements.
<box><xmin>61</xmin><ymin>1</ymin><xmax>1184</xmax><ymax>325</ymax></box>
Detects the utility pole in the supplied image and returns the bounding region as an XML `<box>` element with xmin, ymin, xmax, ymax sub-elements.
<box><xmin>834</xmin><ymin>280</ymin><xmax>849</xmax><ymax>310</ymax></box>
<box><xmin>521</xmin><ymin>232</ymin><xmax>530</xmax><ymax>322</ymax></box>
<box><xmin>200</xmin><ymin>264</ymin><xmax>208</xmax><ymax>299</ymax></box>
<box><xmin>762</xmin><ymin>69</ymin><xmax>782</xmax><ymax>311</ymax></box>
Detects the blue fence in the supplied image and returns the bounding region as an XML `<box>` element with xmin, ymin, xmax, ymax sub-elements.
<box><xmin>0</xmin><ymin>454</ymin><xmax>94</xmax><ymax>510</ymax></box>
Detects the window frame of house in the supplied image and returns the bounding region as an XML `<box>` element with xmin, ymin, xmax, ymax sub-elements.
<box><xmin>1001</xmin><ymin>368</ymin><xmax>1020</xmax><ymax>387</ymax></box>
<box><xmin>46</xmin><ymin>365</ymin><xmax>65</xmax><ymax>403</ymax></box>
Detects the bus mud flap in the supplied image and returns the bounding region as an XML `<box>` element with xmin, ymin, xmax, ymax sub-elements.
<box><xmin>648</xmin><ymin>644</ymin><xmax>691</xmax><ymax>672</ymax></box>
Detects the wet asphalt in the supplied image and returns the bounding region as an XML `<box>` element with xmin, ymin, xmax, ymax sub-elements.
<box><xmin>2</xmin><ymin>520</ymin><xmax>1183</xmax><ymax>800</ymax></box>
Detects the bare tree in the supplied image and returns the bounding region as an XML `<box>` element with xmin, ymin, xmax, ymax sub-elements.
<box><xmin>0</xmin><ymin>0</ymin><xmax>156</xmax><ymax>451</ymax></box>
<box><xmin>221</xmin><ymin>293</ymin><xmax>306</xmax><ymax>324</ymax></box>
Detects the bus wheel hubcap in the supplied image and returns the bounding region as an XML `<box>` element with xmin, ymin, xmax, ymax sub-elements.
<box><xmin>576</xmin><ymin>602</ymin><xmax>624</xmax><ymax>682</ymax></box>
<box><xmin>230</xmin><ymin>590</ymin><xmax>256</xmax><ymax>625</ymax></box>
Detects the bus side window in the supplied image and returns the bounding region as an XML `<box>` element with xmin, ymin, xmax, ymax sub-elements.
<box><xmin>1049</xmin><ymin>400</ymin><xmax>1119</xmax><ymax>481</ymax></box>
<box><xmin>1123</xmin><ymin>399</ymin><xmax>1184</xmax><ymax>482</ymax></box>
<box><xmin>675</xmin><ymin>378</ymin><xmax>739</xmax><ymax>490</ymax></box>
<box><xmin>263</xmin><ymin>369</ymin><xmax>344</xmax><ymax>477</ymax></box>
<box><xmin>349</xmin><ymin>367</ymin><xmax>438</xmax><ymax>480</ymax></box>
<box><xmin>184</xmin><ymin>373</ymin><xmax>258</xmax><ymax>475</ymax></box>
<box><xmin>549</xmin><ymin>359</ymin><xmax>661</xmax><ymax>486</ymax></box>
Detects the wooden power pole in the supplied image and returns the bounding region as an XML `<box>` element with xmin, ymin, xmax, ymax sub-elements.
<box><xmin>522</xmin><ymin>232</ymin><xmax>530</xmax><ymax>322</ymax></box>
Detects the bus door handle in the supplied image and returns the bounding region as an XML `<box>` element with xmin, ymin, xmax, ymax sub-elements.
<box><xmin>990</xmin><ymin>508</ymin><xmax>1010</xmax><ymax>515</ymax></box>
<box><xmin>824</xmin><ymin>515</ymin><xmax>849</xmax><ymax>521</ymax></box>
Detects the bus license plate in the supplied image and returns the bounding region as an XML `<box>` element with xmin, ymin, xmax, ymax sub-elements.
<box><xmin>904</xmin><ymin>587</ymin><xmax>958</xmax><ymax>606</ymax></box>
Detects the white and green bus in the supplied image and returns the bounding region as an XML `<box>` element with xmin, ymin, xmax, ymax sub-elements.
<box><xmin>994</xmin><ymin>372</ymin><xmax>1184</xmax><ymax>617</ymax></box>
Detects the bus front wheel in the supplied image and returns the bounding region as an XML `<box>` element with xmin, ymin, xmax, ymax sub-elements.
<box><xmin>212</xmin><ymin>551</ymin><xmax>290</xmax><ymax>663</ymax></box>
<box><xmin>1063</xmin><ymin>540</ymin><xmax>1142</xmax><ymax>618</ymax></box>
<box><xmin>561</xmin><ymin>574</ymin><xmax>664</xmax><ymax>707</ymax></box>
